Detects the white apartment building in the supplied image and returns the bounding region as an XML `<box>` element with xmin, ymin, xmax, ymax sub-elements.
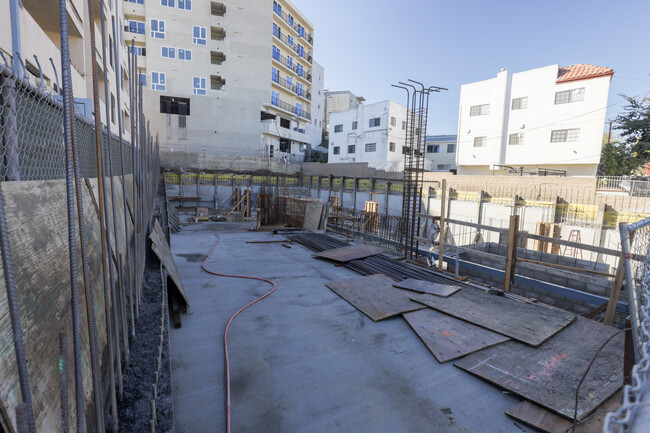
<box><xmin>324</xmin><ymin>90</ymin><xmax>364</xmax><ymax>134</ymax></box>
<box><xmin>123</xmin><ymin>0</ymin><xmax>318</xmax><ymax>167</ymax></box>
<box><xmin>328</xmin><ymin>100</ymin><xmax>407</xmax><ymax>172</ymax></box>
<box><xmin>456</xmin><ymin>64</ymin><xmax>614</xmax><ymax>176</ymax></box>
<box><xmin>306</xmin><ymin>61</ymin><xmax>325</xmax><ymax>150</ymax></box>
<box><xmin>1</xmin><ymin>0</ymin><xmax>132</xmax><ymax>136</ymax></box>
<box><xmin>425</xmin><ymin>135</ymin><xmax>457</xmax><ymax>172</ymax></box>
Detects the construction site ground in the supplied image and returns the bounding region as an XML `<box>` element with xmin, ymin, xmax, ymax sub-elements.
<box><xmin>169</xmin><ymin>221</ymin><xmax>528</xmax><ymax>433</ymax></box>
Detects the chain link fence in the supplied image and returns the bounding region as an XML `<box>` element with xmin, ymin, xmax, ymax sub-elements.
<box><xmin>604</xmin><ymin>218</ymin><xmax>650</xmax><ymax>432</ymax></box>
<box><xmin>0</xmin><ymin>63</ymin><xmax>133</xmax><ymax>181</ymax></box>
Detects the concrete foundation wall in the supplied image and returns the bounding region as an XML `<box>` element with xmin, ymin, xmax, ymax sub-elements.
<box><xmin>0</xmin><ymin>175</ymin><xmax>135</xmax><ymax>433</ymax></box>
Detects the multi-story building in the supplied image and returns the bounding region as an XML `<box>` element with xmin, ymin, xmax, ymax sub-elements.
<box><xmin>425</xmin><ymin>135</ymin><xmax>457</xmax><ymax>172</ymax></box>
<box><xmin>324</xmin><ymin>90</ymin><xmax>364</xmax><ymax>134</ymax></box>
<box><xmin>306</xmin><ymin>61</ymin><xmax>325</xmax><ymax>150</ymax></box>
<box><xmin>123</xmin><ymin>0</ymin><xmax>317</xmax><ymax>167</ymax></box>
<box><xmin>1</xmin><ymin>0</ymin><xmax>132</xmax><ymax>136</ymax></box>
<box><xmin>327</xmin><ymin>100</ymin><xmax>407</xmax><ymax>172</ymax></box>
<box><xmin>456</xmin><ymin>64</ymin><xmax>613</xmax><ymax>176</ymax></box>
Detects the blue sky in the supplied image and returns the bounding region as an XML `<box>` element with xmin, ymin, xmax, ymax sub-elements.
<box><xmin>292</xmin><ymin>0</ymin><xmax>650</xmax><ymax>135</ymax></box>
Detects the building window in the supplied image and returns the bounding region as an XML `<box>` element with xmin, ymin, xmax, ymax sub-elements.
<box><xmin>272</xmin><ymin>45</ymin><xmax>281</xmax><ymax>61</ymax></box>
<box><xmin>389</xmin><ymin>142</ymin><xmax>395</xmax><ymax>152</ymax></box>
<box><xmin>273</xmin><ymin>0</ymin><xmax>282</xmax><ymax>16</ymax></box>
<box><xmin>447</xmin><ymin>143</ymin><xmax>456</xmax><ymax>153</ymax></box>
<box><xmin>179</xmin><ymin>0</ymin><xmax>192</xmax><ymax>10</ymax></box>
<box><xmin>473</xmin><ymin>136</ymin><xmax>487</xmax><ymax>147</ymax></box>
<box><xmin>151</xmin><ymin>19</ymin><xmax>165</xmax><ymax>39</ymax></box>
<box><xmin>287</xmin><ymin>56</ymin><xmax>293</xmax><ymax>68</ymax></box>
<box><xmin>271</xmin><ymin>91</ymin><xmax>279</xmax><ymax>106</ymax></box>
<box><xmin>161</xmin><ymin>46</ymin><xmax>176</xmax><ymax>58</ymax></box>
<box><xmin>437</xmin><ymin>164</ymin><xmax>451</xmax><ymax>170</ymax></box>
<box><xmin>279</xmin><ymin>138</ymin><xmax>290</xmax><ymax>153</ymax></box>
<box><xmin>286</xmin><ymin>76</ymin><xmax>292</xmax><ymax>87</ymax></box>
<box><xmin>271</xmin><ymin>67</ymin><xmax>279</xmax><ymax>82</ymax></box>
<box><xmin>551</xmin><ymin>128</ymin><xmax>580</xmax><ymax>142</ymax></box>
<box><xmin>178</xmin><ymin>48</ymin><xmax>192</xmax><ymax>60</ymax></box>
<box><xmin>139</xmin><ymin>73</ymin><xmax>147</xmax><ymax>85</ymax></box>
<box><xmin>369</xmin><ymin>117</ymin><xmax>380</xmax><ymax>127</ymax></box>
<box><xmin>297</xmin><ymin>24</ymin><xmax>304</xmax><ymax>37</ymax></box>
<box><xmin>160</xmin><ymin>96</ymin><xmax>190</xmax><ymax>115</ymax></box>
<box><xmin>390</xmin><ymin>116</ymin><xmax>396</xmax><ymax>127</ymax></box>
<box><xmin>126</xmin><ymin>20</ymin><xmax>145</xmax><ymax>34</ymax></box>
<box><xmin>129</xmin><ymin>45</ymin><xmax>146</xmax><ymax>56</ymax></box>
<box><xmin>512</xmin><ymin>97</ymin><xmax>528</xmax><ymax>110</ymax></box>
<box><xmin>211</xmin><ymin>26</ymin><xmax>226</xmax><ymax>41</ymax></box>
<box><xmin>280</xmin><ymin>118</ymin><xmax>290</xmax><ymax>129</ymax></box>
<box><xmin>193</xmin><ymin>77</ymin><xmax>207</xmax><ymax>95</ymax></box>
<box><xmin>127</xmin><ymin>0</ymin><xmax>144</xmax><ymax>3</ymax></box>
<box><xmin>334</xmin><ymin>124</ymin><xmax>343</xmax><ymax>133</ymax></box>
<box><xmin>296</xmin><ymin>82</ymin><xmax>303</xmax><ymax>96</ymax></box>
<box><xmin>427</xmin><ymin>144</ymin><xmax>440</xmax><ymax>153</ymax></box>
<box><xmin>161</xmin><ymin>0</ymin><xmax>174</xmax><ymax>7</ymax></box>
<box><xmin>555</xmin><ymin>87</ymin><xmax>585</xmax><ymax>104</ymax></box>
<box><xmin>333</xmin><ymin>146</ymin><xmax>340</xmax><ymax>155</ymax></box>
<box><xmin>287</xmin><ymin>14</ymin><xmax>294</xmax><ymax>26</ymax></box>
<box><xmin>296</xmin><ymin>63</ymin><xmax>304</xmax><ymax>77</ymax></box>
<box><xmin>210</xmin><ymin>75</ymin><xmax>226</xmax><ymax>90</ymax></box>
<box><xmin>352</xmin><ymin>121</ymin><xmax>358</xmax><ymax>130</ymax></box>
<box><xmin>297</xmin><ymin>44</ymin><xmax>304</xmax><ymax>58</ymax></box>
<box><xmin>469</xmin><ymin>104</ymin><xmax>490</xmax><ymax>116</ymax></box>
<box><xmin>193</xmin><ymin>26</ymin><xmax>207</xmax><ymax>45</ymax></box>
<box><xmin>151</xmin><ymin>72</ymin><xmax>166</xmax><ymax>91</ymax></box>
<box><xmin>348</xmin><ymin>145</ymin><xmax>356</xmax><ymax>153</ymax></box>
<box><xmin>287</xmin><ymin>35</ymin><xmax>294</xmax><ymax>47</ymax></box>
<box><xmin>273</xmin><ymin>23</ymin><xmax>280</xmax><ymax>38</ymax></box>
<box><xmin>508</xmin><ymin>133</ymin><xmax>524</xmax><ymax>145</ymax></box>
<box><xmin>296</xmin><ymin>102</ymin><xmax>303</xmax><ymax>117</ymax></box>
<box><xmin>365</xmin><ymin>143</ymin><xmax>377</xmax><ymax>152</ymax></box>
<box><xmin>402</xmin><ymin>120</ymin><xmax>406</xmax><ymax>130</ymax></box>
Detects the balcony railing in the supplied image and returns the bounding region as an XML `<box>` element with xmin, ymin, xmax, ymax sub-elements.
<box><xmin>272</xmin><ymin>51</ymin><xmax>312</xmax><ymax>83</ymax></box>
<box><xmin>272</xmin><ymin>74</ymin><xmax>312</xmax><ymax>101</ymax></box>
<box><xmin>272</xmin><ymin>27</ymin><xmax>313</xmax><ymax>64</ymax></box>
<box><xmin>274</xmin><ymin>6</ymin><xmax>314</xmax><ymax>47</ymax></box>
<box><xmin>270</xmin><ymin>96</ymin><xmax>311</xmax><ymax>121</ymax></box>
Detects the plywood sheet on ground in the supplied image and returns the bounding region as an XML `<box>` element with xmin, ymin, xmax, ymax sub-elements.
<box><xmin>456</xmin><ymin>317</ymin><xmax>623</xmax><ymax>421</ymax></box>
<box><xmin>410</xmin><ymin>289</ymin><xmax>575</xmax><ymax>346</ymax></box>
<box><xmin>403</xmin><ymin>309</ymin><xmax>509</xmax><ymax>363</ymax></box>
<box><xmin>150</xmin><ymin>219</ymin><xmax>190</xmax><ymax>311</ymax></box>
<box><xmin>505</xmin><ymin>391</ymin><xmax>622</xmax><ymax>433</ymax></box>
<box><xmin>393</xmin><ymin>279</ymin><xmax>460</xmax><ymax>297</ymax></box>
<box><xmin>315</xmin><ymin>244</ymin><xmax>386</xmax><ymax>262</ymax></box>
<box><xmin>326</xmin><ymin>274</ymin><xmax>425</xmax><ymax>321</ymax></box>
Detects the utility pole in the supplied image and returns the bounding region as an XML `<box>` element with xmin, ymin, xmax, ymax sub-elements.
<box><xmin>607</xmin><ymin>120</ymin><xmax>613</xmax><ymax>144</ymax></box>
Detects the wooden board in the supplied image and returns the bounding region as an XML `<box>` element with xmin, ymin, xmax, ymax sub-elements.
<box><xmin>505</xmin><ymin>391</ymin><xmax>622</xmax><ymax>433</ymax></box>
<box><xmin>326</xmin><ymin>274</ymin><xmax>425</xmax><ymax>321</ymax></box>
<box><xmin>150</xmin><ymin>219</ymin><xmax>190</xmax><ymax>311</ymax></box>
<box><xmin>455</xmin><ymin>317</ymin><xmax>624</xmax><ymax>421</ymax></box>
<box><xmin>403</xmin><ymin>309</ymin><xmax>509</xmax><ymax>363</ymax></box>
<box><xmin>393</xmin><ymin>279</ymin><xmax>460</xmax><ymax>297</ymax></box>
<box><xmin>410</xmin><ymin>288</ymin><xmax>575</xmax><ymax>346</ymax></box>
<box><xmin>315</xmin><ymin>244</ymin><xmax>386</xmax><ymax>262</ymax></box>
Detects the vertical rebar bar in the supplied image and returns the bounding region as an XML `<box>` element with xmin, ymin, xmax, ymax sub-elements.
<box><xmin>58</xmin><ymin>2</ymin><xmax>87</xmax><ymax>430</ymax></box>
<box><xmin>59</xmin><ymin>331</ymin><xmax>69</xmax><ymax>433</ymax></box>
<box><xmin>15</xmin><ymin>403</ymin><xmax>30</xmax><ymax>433</ymax></box>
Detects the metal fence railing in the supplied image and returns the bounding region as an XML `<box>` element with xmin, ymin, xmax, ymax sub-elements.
<box><xmin>604</xmin><ymin>218</ymin><xmax>650</xmax><ymax>432</ymax></box>
<box><xmin>0</xmin><ymin>63</ymin><xmax>133</xmax><ymax>181</ymax></box>
<box><xmin>597</xmin><ymin>176</ymin><xmax>650</xmax><ymax>198</ymax></box>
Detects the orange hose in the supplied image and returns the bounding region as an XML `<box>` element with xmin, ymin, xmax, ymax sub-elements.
<box><xmin>201</xmin><ymin>234</ymin><xmax>277</xmax><ymax>433</ymax></box>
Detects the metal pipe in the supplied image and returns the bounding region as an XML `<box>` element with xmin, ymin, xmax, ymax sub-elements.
<box><xmin>619</xmin><ymin>222</ymin><xmax>642</xmax><ymax>361</ymax></box>
<box><xmin>86</xmin><ymin>0</ymin><xmax>117</xmax><ymax>429</ymax></box>
<box><xmin>59</xmin><ymin>331</ymin><xmax>69</xmax><ymax>433</ymax></box>
<box><xmin>57</xmin><ymin>2</ymin><xmax>87</xmax><ymax>429</ymax></box>
<box><xmin>32</xmin><ymin>55</ymin><xmax>44</xmax><ymax>89</ymax></box>
<box><xmin>15</xmin><ymin>403</ymin><xmax>30</xmax><ymax>433</ymax></box>
<box><xmin>0</xmin><ymin>185</ymin><xmax>36</xmax><ymax>433</ymax></box>
<box><xmin>9</xmin><ymin>0</ymin><xmax>22</xmax><ymax>75</ymax></box>
<box><xmin>48</xmin><ymin>57</ymin><xmax>60</xmax><ymax>94</ymax></box>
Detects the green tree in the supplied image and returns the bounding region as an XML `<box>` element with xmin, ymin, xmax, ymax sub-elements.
<box><xmin>598</xmin><ymin>135</ymin><xmax>635</xmax><ymax>176</ymax></box>
<box><xmin>615</xmin><ymin>95</ymin><xmax>650</xmax><ymax>168</ymax></box>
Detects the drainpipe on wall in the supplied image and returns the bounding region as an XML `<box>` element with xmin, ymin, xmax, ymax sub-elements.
<box><xmin>9</xmin><ymin>0</ymin><xmax>22</xmax><ymax>75</ymax></box>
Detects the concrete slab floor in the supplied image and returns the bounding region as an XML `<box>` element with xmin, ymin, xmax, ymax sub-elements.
<box><xmin>170</xmin><ymin>223</ymin><xmax>530</xmax><ymax>433</ymax></box>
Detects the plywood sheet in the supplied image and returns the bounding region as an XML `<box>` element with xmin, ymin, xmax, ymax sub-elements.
<box><xmin>150</xmin><ymin>219</ymin><xmax>190</xmax><ymax>311</ymax></box>
<box><xmin>410</xmin><ymin>289</ymin><xmax>575</xmax><ymax>346</ymax></box>
<box><xmin>315</xmin><ymin>244</ymin><xmax>386</xmax><ymax>262</ymax></box>
<box><xmin>505</xmin><ymin>391</ymin><xmax>622</xmax><ymax>433</ymax></box>
<box><xmin>326</xmin><ymin>274</ymin><xmax>425</xmax><ymax>321</ymax></box>
<box><xmin>393</xmin><ymin>279</ymin><xmax>460</xmax><ymax>297</ymax></box>
<box><xmin>456</xmin><ymin>317</ymin><xmax>623</xmax><ymax>421</ymax></box>
<box><xmin>403</xmin><ymin>309</ymin><xmax>509</xmax><ymax>362</ymax></box>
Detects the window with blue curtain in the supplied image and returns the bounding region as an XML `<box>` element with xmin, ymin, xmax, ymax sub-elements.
<box><xmin>139</xmin><ymin>73</ymin><xmax>147</xmax><ymax>85</ymax></box>
<box><xmin>151</xmin><ymin>19</ymin><xmax>165</xmax><ymax>39</ymax></box>
<box><xmin>297</xmin><ymin>44</ymin><xmax>304</xmax><ymax>57</ymax></box>
<box><xmin>271</xmin><ymin>68</ymin><xmax>279</xmax><ymax>82</ymax></box>
<box><xmin>297</xmin><ymin>25</ymin><xmax>304</xmax><ymax>37</ymax></box>
<box><xmin>287</xmin><ymin>56</ymin><xmax>293</xmax><ymax>69</ymax></box>
<box><xmin>193</xmin><ymin>26</ymin><xmax>207</xmax><ymax>45</ymax></box>
<box><xmin>178</xmin><ymin>0</ymin><xmax>192</xmax><ymax>10</ymax></box>
<box><xmin>296</xmin><ymin>83</ymin><xmax>303</xmax><ymax>96</ymax></box>
<box><xmin>273</xmin><ymin>1</ymin><xmax>282</xmax><ymax>16</ymax></box>
<box><xmin>151</xmin><ymin>72</ymin><xmax>166</xmax><ymax>91</ymax></box>
<box><xmin>271</xmin><ymin>91</ymin><xmax>279</xmax><ymax>106</ymax></box>
<box><xmin>296</xmin><ymin>102</ymin><xmax>302</xmax><ymax>116</ymax></box>
<box><xmin>272</xmin><ymin>45</ymin><xmax>280</xmax><ymax>61</ymax></box>
<box><xmin>287</xmin><ymin>35</ymin><xmax>293</xmax><ymax>47</ymax></box>
<box><xmin>193</xmin><ymin>77</ymin><xmax>206</xmax><ymax>95</ymax></box>
<box><xmin>161</xmin><ymin>46</ymin><xmax>176</xmax><ymax>58</ymax></box>
<box><xmin>296</xmin><ymin>64</ymin><xmax>303</xmax><ymax>77</ymax></box>
<box><xmin>288</xmin><ymin>15</ymin><xmax>294</xmax><ymax>26</ymax></box>
<box><xmin>273</xmin><ymin>23</ymin><xmax>280</xmax><ymax>38</ymax></box>
<box><xmin>128</xmin><ymin>20</ymin><xmax>145</xmax><ymax>34</ymax></box>
<box><xmin>161</xmin><ymin>0</ymin><xmax>175</xmax><ymax>7</ymax></box>
<box><xmin>178</xmin><ymin>49</ymin><xmax>192</xmax><ymax>61</ymax></box>
<box><xmin>286</xmin><ymin>77</ymin><xmax>292</xmax><ymax>87</ymax></box>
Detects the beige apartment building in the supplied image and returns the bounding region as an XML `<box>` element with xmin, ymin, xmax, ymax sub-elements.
<box><xmin>122</xmin><ymin>0</ymin><xmax>319</xmax><ymax>168</ymax></box>
<box><xmin>0</xmin><ymin>0</ymin><xmax>132</xmax><ymax>137</ymax></box>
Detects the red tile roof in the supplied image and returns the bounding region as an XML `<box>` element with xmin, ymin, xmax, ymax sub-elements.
<box><xmin>557</xmin><ymin>64</ymin><xmax>614</xmax><ymax>83</ymax></box>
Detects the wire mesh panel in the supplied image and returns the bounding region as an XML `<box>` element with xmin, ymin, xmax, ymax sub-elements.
<box><xmin>0</xmin><ymin>63</ymin><xmax>133</xmax><ymax>181</ymax></box>
<box><xmin>605</xmin><ymin>218</ymin><xmax>650</xmax><ymax>432</ymax></box>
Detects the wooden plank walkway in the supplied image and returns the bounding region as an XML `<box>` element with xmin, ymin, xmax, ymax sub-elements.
<box><xmin>326</xmin><ymin>274</ymin><xmax>425</xmax><ymax>321</ymax></box>
<box><xmin>403</xmin><ymin>309</ymin><xmax>509</xmax><ymax>362</ymax></box>
<box><xmin>410</xmin><ymin>288</ymin><xmax>575</xmax><ymax>346</ymax></box>
<box><xmin>315</xmin><ymin>244</ymin><xmax>386</xmax><ymax>262</ymax></box>
<box><xmin>456</xmin><ymin>317</ymin><xmax>624</xmax><ymax>421</ymax></box>
<box><xmin>393</xmin><ymin>279</ymin><xmax>460</xmax><ymax>297</ymax></box>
